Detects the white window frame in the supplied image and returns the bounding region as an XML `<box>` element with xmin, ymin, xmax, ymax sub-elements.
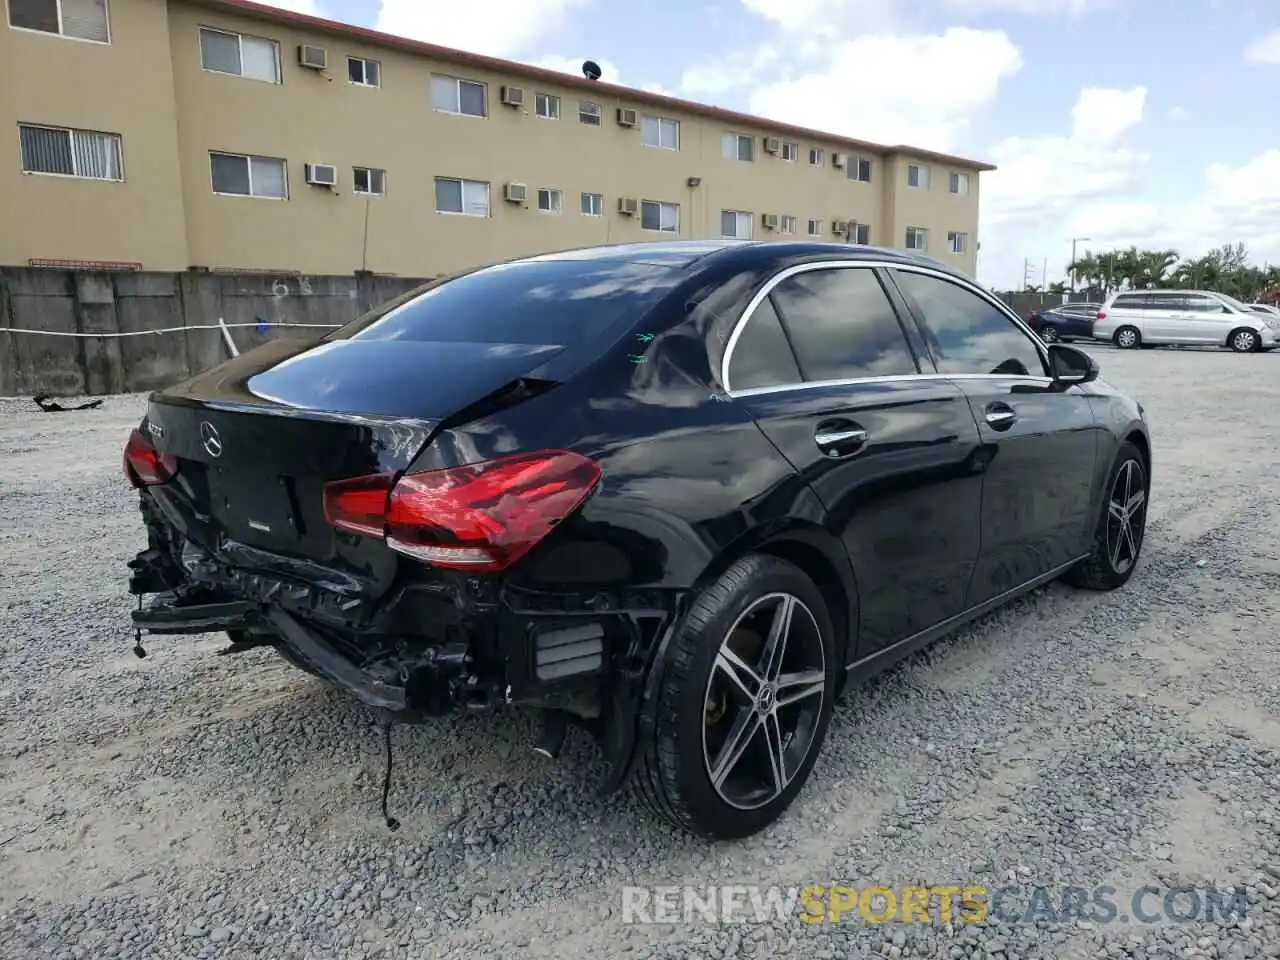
<box><xmin>578</xmin><ymin>101</ymin><xmax>601</xmax><ymax>126</ymax></box>
<box><xmin>535</xmin><ymin>92</ymin><xmax>560</xmax><ymax>120</ymax></box>
<box><xmin>353</xmin><ymin>166</ymin><xmax>386</xmax><ymax>196</ymax></box>
<box><xmin>347</xmin><ymin>56</ymin><xmax>381</xmax><ymax>88</ymax></box>
<box><xmin>18</xmin><ymin>123</ymin><xmax>123</xmax><ymax>181</ymax></box>
<box><xmin>808</xmin><ymin>148</ymin><xmax>824</xmax><ymax>167</ymax></box>
<box><xmin>209</xmin><ymin>151</ymin><xmax>288</xmax><ymax>200</ymax></box>
<box><xmin>948</xmin><ymin>231</ymin><xmax>968</xmax><ymax>254</ymax></box>
<box><xmin>780</xmin><ymin>141</ymin><xmax>799</xmax><ymax>162</ymax></box>
<box><xmin>641</xmin><ymin>115</ymin><xmax>680</xmax><ymax>151</ymax></box>
<box><xmin>907</xmin><ymin>163</ymin><xmax>930</xmax><ymax>189</ymax></box>
<box><xmin>720</xmin><ymin>209</ymin><xmax>753</xmax><ymax>240</ymax></box>
<box><xmin>640</xmin><ymin>200</ymin><xmax>679</xmax><ymax>234</ymax></box>
<box><xmin>536</xmin><ymin>187</ymin><xmax>563</xmax><ymax>214</ymax></box>
<box><xmin>580</xmin><ymin>191</ymin><xmax>603</xmax><ymax>217</ymax></box>
<box><xmin>807</xmin><ymin>218</ymin><xmax>823</xmax><ymax>237</ymax></box>
<box><xmin>723</xmin><ymin>133</ymin><xmax>754</xmax><ymax>162</ymax></box>
<box><xmin>7</xmin><ymin>0</ymin><xmax>111</xmax><ymax>44</ymax></box>
<box><xmin>431</xmin><ymin>74</ymin><xmax>487</xmax><ymax>117</ymax></box>
<box><xmin>905</xmin><ymin>227</ymin><xmax>928</xmax><ymax>251</ymax></box>
<box><xmin>949</xmin><ymin>171</ymin><xmax>970</xmax><ymax>196</ymax></box>
<box><xmin>198</xmin><ymin>27</ymin><xmax>281</xmax><ymax>84</ymax></box>
<box><xmin>850</xmin><ymin>156</ymin><xmax>872</xmax><ymax>183</ymax></box>
<box><xmin>851</xmin><ymin>222</ymin><xmax>870</xmax><ymax>245</ymax></box>
<box><xmin>434</xmin><ymin>176</ymin><xmax>490</xmax><ymax>217</ymax></box>
<box><xmin>779</xmin><ymin>215</ymin><xmax>797</xmax><ymax>235</ymax></box>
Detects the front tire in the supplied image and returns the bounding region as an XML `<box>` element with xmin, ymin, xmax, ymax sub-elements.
<box><xmin>1064</xmin><ymin>441</ymin><xmax>1148</xmax><ymax>591</ymax></box>
<box><xmin>629</xmin><ymin>554</ymin><xmax>837</xmax><ymax>840</ymax></box>
<box><xmin>1039</xmin><ymin>326</ymin><xmax>1060</xmax><ymax>343</ymax></box>
<box><xmin>1229</xmin><ymin>328</ymin><xmax>1260</xmax><ymax>352</ymax></box>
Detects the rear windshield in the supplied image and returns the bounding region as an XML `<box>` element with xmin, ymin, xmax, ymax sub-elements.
<box><xmin>335</xmin><ymin>259</ymin><xmax>683</xmax><ymax>345</ymax></box>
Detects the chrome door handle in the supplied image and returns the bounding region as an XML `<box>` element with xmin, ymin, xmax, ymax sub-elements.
<box><xmin>814</xmin><ymin>428</ymin><xmax>868</xmax><ymax>447</ymax></box>
<box><xmin>984</xmin><ymin>408</ymin><xmax>1017</xmax><ymax>430</ymax></box>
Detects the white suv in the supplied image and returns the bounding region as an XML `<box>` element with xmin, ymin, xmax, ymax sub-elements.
<box><xmin>1093</xmin><ymin>290</ymin><xmax>1278</xmax><ymax>352</ymax></box>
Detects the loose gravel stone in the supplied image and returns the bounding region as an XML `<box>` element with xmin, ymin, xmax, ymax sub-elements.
<box><xmin>2</xmin><ymin>347</ymin><xmax>1279</xmax><ymax>959</ymax></box>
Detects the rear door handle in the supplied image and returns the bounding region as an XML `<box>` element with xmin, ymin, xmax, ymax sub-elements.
<box><xmin>984</xmin><ymin>402</ymin><xmax>1017</xmax><ymax>431</ymax></box>
<box><xmin>814</xmin><ymin>422</ymin><xmax>869</xmax><ymax>457</ymax></box>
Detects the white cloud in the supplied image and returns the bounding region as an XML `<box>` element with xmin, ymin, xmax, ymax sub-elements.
<box><xmin>748</xmin><ymin>29</ymin><xmax>1023</xmax><ymax>152</ymax></box>
<box><xmin>531</xmin><ymin>55</ymin><xmax>622</xmax><ymax>84</ymax></box>
<box><xmin>939</xmin><ymin>0</ymin><xmax>1117</xmax><ymax>13</ymax></box>
<box><xmin>374</xmin><ymin>0</ymin><xmax>584</xmax><ymax>58</ymax></box>
<box><xmin>1244</xmin><ymin>29</ymin><xmax>1280</xmax><ymax>64</ymax></box>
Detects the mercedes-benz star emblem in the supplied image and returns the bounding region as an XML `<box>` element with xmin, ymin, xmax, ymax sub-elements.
<box><xmin>199</xmin><ymin>421</ymin><xmax>223</xmax><ymax>458</ymax></box>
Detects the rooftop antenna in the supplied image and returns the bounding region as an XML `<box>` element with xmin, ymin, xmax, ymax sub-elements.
<box><xmin>582</xmin><ymin>60</ymin><xmax>602</xmax><ymax>81</ymax></box>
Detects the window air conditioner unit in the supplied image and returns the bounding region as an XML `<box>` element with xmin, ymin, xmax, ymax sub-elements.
<box><xmin>616</xmin><ymin>108</ymin><xmax>638</xmax><ymax>127</ymax></box>
<box><xmin>831</xmin><ymin>152</ymin><xmax>847</xmax><ymax>169</ymax></box>
<box><xmin>297</xmin><ymin>45</ymin><xmax>327</xmax><ymax>70</ymax></box>
<box><xmin>618</xmin><ymin>197</ymin><xmax>638</xmax><ymax>216</ymax></box>
<box><xmin>304</xmin><ymin>163</ymin><xmax>338</xmax><ymax>186</ymax></box>
<box><xmin>763</xmin><ymin>137</ymin><xmax>780</xmax><ymax>154</ymax></box>
<box><xmin>831</xmin><ymin>220</ymin><xmax>848</xmax><ymax>235</ymax></box>
<box><xmin>500</xmin><ymin>85</ymin><xmax>525</xmax><ymax>107</ymax></box>
<box><xmin>761</xmin><ymin>213</ymin><xmax>779</xmax><ymax>230</ymax></box>
<box><xmin>503</xmin><ymin>182</ymin><xmax>528</xmax><ymax>203</ymax></box>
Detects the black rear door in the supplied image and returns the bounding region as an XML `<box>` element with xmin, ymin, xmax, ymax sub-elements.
<box><xmin>886</xmin><ymin>267</ymin><xmax>1102</xmax><ymax>606</ymax></box>
<box><xmin>725</xmin><ymin>263</ymin><xmax>984</xmax><ymax>662</ymax></box>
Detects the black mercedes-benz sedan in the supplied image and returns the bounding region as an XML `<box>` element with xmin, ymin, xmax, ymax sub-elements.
<box><xmin>122</xmin><ymin>240</ymin><xmax>1151</xmax><ymax>840</ymax></box>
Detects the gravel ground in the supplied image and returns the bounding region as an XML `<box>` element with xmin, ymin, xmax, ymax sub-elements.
<box><xmin>2</xmin><ymin>345</ymin><xmax>1279</xmax><ymax>960</ymax></box>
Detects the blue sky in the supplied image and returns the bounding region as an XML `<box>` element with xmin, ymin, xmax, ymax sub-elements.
<box><xmin>275</xmin><ymin>0</ymin><xmax>1280</xmax><ymax>288</ymax></box>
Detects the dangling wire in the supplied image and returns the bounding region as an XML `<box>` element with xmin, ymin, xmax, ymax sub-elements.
<box><xmin>380</xmin><ymin>719</ymin><xmax>400</xmax><ymax>831</ymax></box>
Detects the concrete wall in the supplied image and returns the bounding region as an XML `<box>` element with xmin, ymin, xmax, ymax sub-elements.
<box><xmin>0</xmin><ymin>268</ymin><xmax>428</xmax><ymax>397</ymax></box>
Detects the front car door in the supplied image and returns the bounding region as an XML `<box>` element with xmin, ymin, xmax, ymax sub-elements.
<box><xmin>884</xmin><ymin>267</ymin><xmax>1103</xmax><ymax>607</ymax></box>
<box><xmin>723</xmin><ymin>263</ymin><xmax>985</xmax><ymax>661</ymax></box>
<box><xmin>1181</xmin><ymin>293</ymin><xmax>1237</xmax><ymax>343</ymax></box>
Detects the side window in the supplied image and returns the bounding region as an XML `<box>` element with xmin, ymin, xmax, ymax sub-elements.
<box><xmin>768</xmin><ymin>268</ymin><xmax>919</xmax><ymax>381</ymax></box>
<box><xmin>1112</xmin><ymin>294</ymin><xmax>1149</xmax><ymax>310</ymax></box>
<box><xmin>727</xmin><ymin>297</ymin><xmax>802</xmax><ymax>391</ymax></box>
<box><xmin>892</xmin><ymin>270</ymin><xmax>1047</xmax><ymax>377</ymax></box>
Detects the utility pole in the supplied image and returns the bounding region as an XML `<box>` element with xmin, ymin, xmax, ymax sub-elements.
<box><xmin>1069</xmin><ymin>236</ymin><xmax>1090</xmax><ymax>297</ymax></box>
<box><xmin>1022</xmin><ymin>258</ymin><xmax>1036</xmax><ymax>290</ymax></box>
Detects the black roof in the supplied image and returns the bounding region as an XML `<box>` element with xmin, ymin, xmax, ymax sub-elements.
<box><xmin>523</xmin><ymin>239</ymin><xmax>962</xmax><ymax>277</ymax></box>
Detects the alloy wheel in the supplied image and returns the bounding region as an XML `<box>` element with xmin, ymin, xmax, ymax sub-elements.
<box><xmin>1232</xmin><ymin>330</ymin><xmax>1257</xmax><ymax>352</ymax></box>
<box><xmin>701</xmin><ymin>592</ymin><xmax>826</xmax><ymax>811</ymax></box>
<box><xmin>1116</xmin><ymin>329</ymin><xmax>1138</xmax><ymax>348</ymax></box>
<box><xmin>1105</xmin><ymin>459</ymin><xmax>1147</xmax><ymax>575</ymax></box>
<box><xmin>1040</xmin><ymin>326</ymin><xmax>1059</xmax><ymax>343</ymax></box>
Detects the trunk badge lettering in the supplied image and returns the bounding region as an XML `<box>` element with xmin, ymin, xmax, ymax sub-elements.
<box><xmin>199</xmin><ymin>421</ymin><xmax>223</xmax><ymax>458</ymax></box>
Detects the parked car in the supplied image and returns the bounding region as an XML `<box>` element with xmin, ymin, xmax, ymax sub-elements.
<box><xmin>1027</xmin><ymin>302</ymin><xmax>1102</xmax><ymax>342</ymax></box>
<box><xmin>1093</xmin><ymin>289</ymin><xmax>1278</xmax><ymax>351</ymax></box>
<box><xmin>122</xmin><ymin>241</ymin><xmax>1151</xmax><ymax>840</ymax></box>
<box><xmin>1246</xmin><ymin>303</ymin><xmax>1280</xmax><ymax>317</ymax></box>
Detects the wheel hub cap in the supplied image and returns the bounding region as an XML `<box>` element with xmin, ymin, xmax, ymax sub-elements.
<box><xmin>1105</xmin><ymin>460</ymin><xmax>1146</xmax><ymax>575</ymax></box>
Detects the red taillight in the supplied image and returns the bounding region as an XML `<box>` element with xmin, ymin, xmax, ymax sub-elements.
<box><xmin>123</xmin><ymin>427</ymin><xmax>179</xmax><ymax>488</ymax></box>
<box><xmin>1096</xmin><ymin>311</ymin><xmax>1106</xmax><ymax>321</ymax></box>
<box><xmin>322</xmin><ymin>450</ymin><xmax>602</xmax><ymax>573</ymax></box>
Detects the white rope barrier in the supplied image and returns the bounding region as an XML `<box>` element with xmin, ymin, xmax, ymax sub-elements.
<box><xmin>0</xmin><ymin>321</ymin><xmax>343</xmax><ymax>339</ymax></box>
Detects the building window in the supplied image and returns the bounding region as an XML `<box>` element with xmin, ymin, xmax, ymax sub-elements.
<box><xmin>9</xmin><ymin>0</ymin><xmax>109</xmax><ymax>41</ymax></box>
<box><xmin>434</xmin><ymin>177</ymin><xmax>489</xmax><ymax>216</ymax></box>
<box><xmin>640</xmin><ymin>200</ymin><xmax>679</xmax><ymax>233</ymax></box>
<box><xmin>807</xmin><ymin>218</ymin><xmax>823</xmax><ymax>237</ymax></box>
<box><xmin>948</xmin><ymin>231</ymin><xmax>968</xmax><ymax>254</ymax></box>
<box><xmin>720</xmin><ymin>210</ymin><xmax>753</xmax><ymax>240</ymax></box>
<box><xmin>907</xmin><ymin>163</ymin><xmax>930</xmax><ymax>189</ymax></box>
<box><xmin>949</xmin><ymin>171</ymin><xmax>970</xmax><ymax>195</ymax></box>
<box><xmin>848</xmin><ymin>156</ymin><xmax>872</xmax><ymax>182</ymax></box>
<box><xmin>579</xmin><ymin>101</ymin><xmax>601</xmax><ymax>126</ymax></box>
<box><xmin>353</xmin><ymin>166</ymin><xmax>385</xmax><ymax>195</ymax></box>
<box><xmin>210</xmin><ymin>152</ymin><xmax>287</xmax><ymax>199</ymax></box>
<box><xmin>722</xmin><ymin>133</ymin><xmax>754</xmax><ymax>162</ymax></box>
<box><xmin>535</xmin><ymin>93</ymin><xmax>560</xmax><ymax>120</ymax></box>
<box><xmin>905</xmin><ymin>226</ymin><xmax>928</xmax><ymax>251</ymax></box>
<box><xmin>199</xmin><ymin>27</ymin><xmax>280</xmax><ymax>83</ymax></box>
<box><xmin>780</xmin><ymin>141</ymin><xmax>799</xmax><ymax>162</ymax></box>
<box><xmin>536</xmin><ymin>188</ymin><xmax>563</xmax><ymax>213</ymax></box>
<box><xmin>348</xmin><ymin>56</ymin><xmax>380</xmax><ymax>87</ymax></box>
<box><xmin>431</xmin><ymin>74</ymin><xmax>487</xmax><ymax>117</ymax></box>
<box><xmin>641</xmin><ymin>116</ymin><xmax>679</xmax><ymax>151</ymax></box>
<box><xmin>850</xmin><ymin>222</ymin><xmax>870</xmax><ymax>244</ymax></box>
<box><xmin>19</xmin><ymin>124</ymin><xmax>121</xmax><ymax>180</ymax></box>
<box><xmin>779</xmin><ymin>215</ymin><xmax>797</xmax><ymax>235</ymax></box>
<box><xmin>581</xmin><ymin>192</ymin><xmax>603</xmax><ymax>216</ymax></box>
<box><xmin>808</xmin><ymin>147</ymin><xmax>824</xmax><ymax>167</ymax></box>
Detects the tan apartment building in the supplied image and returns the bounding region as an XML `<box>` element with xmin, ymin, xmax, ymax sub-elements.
<box><xmin>1</xmin><ymin>0</ymin><xmax>995</xmax><ymax>279</ymax></box>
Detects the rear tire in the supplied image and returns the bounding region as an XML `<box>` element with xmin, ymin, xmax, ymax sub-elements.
<box><xmin>1229</xmin><ymin>328</ymin><xmax>1260</xmax><ymax>352</ymax></box>
<box><xmin>1064</xmin><ymin>441</ymin><xmax>1148</xmax><ymax>591</ymax></box>
<box><xmin>1040</xmin><ymin>326</ymin><xmax>1059</xmax><ymax>343</ymax></box>
<box><xmin>628</xmin><ymin>554</ymin><xmax>837</xmax><ymax>840</ymax></box>
<box><xmin>1113</xmin><ymin>326</ymin><xmax>1141</xmax><ymax>349</ymax></box>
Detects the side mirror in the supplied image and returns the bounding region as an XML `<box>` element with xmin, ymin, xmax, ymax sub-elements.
<box><xmin>1048</xmin><ymin>344</ymin><xmax>1099</xmax><ymax>385</ymax></box>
